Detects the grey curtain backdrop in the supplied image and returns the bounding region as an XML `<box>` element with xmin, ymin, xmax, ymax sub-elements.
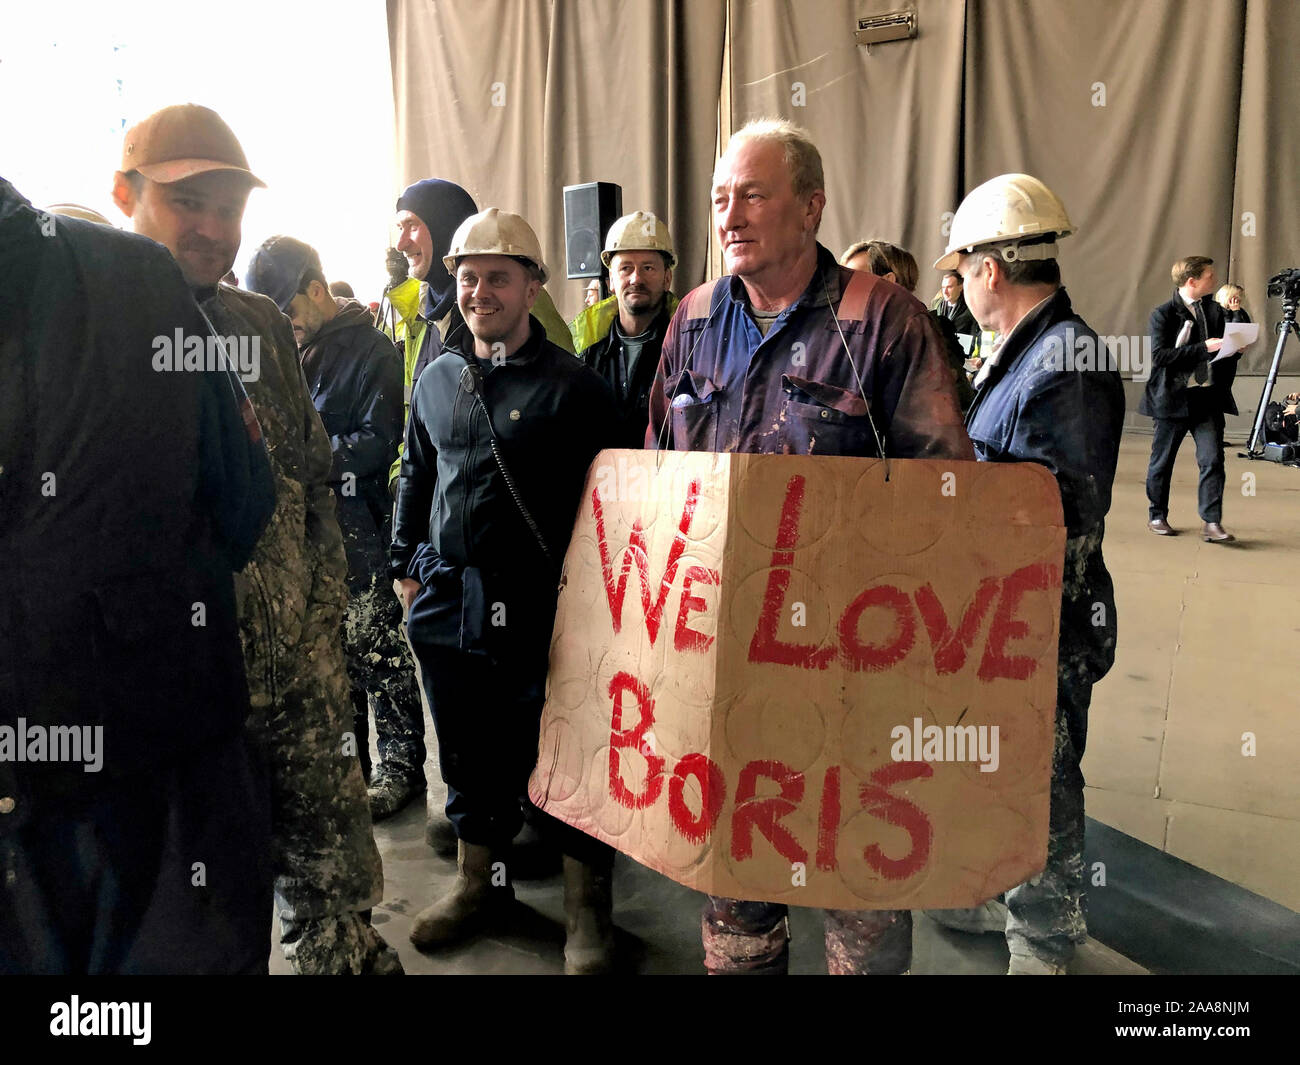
<box><xmin>963</xmin><ymin>0</ymin><xmax>1247</xmax><ymax>362</ymax></box>
<box><xmin>727</xmin><ymin>0</ymin><xmax>967</xmax><ymax>299</ymax></box>
<box><xmin>387</xmin><ymin>0</ymin><xmax>726</xmax><ymax>317</ymax></box>
<box><xmin>389</xmin><ymin>0</ymin><xmax>1299</xmax><ymax>373</ymax></box>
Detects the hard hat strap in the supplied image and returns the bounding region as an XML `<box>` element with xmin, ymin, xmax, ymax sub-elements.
<box><xmin>1000</xmin><ymin>240</ymin><xmax>1059</xmax><ymax>263</ymax></box>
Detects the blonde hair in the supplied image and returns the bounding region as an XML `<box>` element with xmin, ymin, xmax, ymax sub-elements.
<box><xmin>719</xmin><ymin>118</ymin><xmax>825</xmax><ymax>202</ymax></box>
<box><xmin>1215</xmin><ymin>283</ymin><xmax>1244</xmax><ymax>308</ymax></box>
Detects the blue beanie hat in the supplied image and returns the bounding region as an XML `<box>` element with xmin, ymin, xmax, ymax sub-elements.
<box><xmin>396</xmin><ymin>179</ymin><xmax>478</xmax><ymax>312</ymax></box>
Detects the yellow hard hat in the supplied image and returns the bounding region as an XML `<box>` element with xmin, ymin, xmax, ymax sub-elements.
<box><xmin>934</xmin><ymin>174</ymin><xmax>1074</xmax><ymax>271</ymax></box>
<box><xmin>601</xmin><ymin>210</ymin><xmax>676</xmax><ymax>269</ymax></box>
<box><xmin>443</xmin><ymin>207</ymin><xmax>549</xmax><ymax>283</ymax></box>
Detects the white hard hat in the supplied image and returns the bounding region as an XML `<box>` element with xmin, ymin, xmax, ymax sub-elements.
<box><xmin>934</xmin><ymin>173</ymin><xmax>1074</xmax><ymax>271</ymax></box>
<box><xmin>601</xmin><ymin>210</ymin><xmax>676</xmax><ymax>268</ymax></box>
<box><xmin>443</xmin><ymin>207</ymin><xmax>549</xmax><ymax>283</ymax></box>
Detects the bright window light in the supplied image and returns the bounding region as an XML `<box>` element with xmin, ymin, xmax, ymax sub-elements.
<box><xmin>0</xmin><ymin>1</ymin><xmax>397</xmax><ymax>304</ymax></box>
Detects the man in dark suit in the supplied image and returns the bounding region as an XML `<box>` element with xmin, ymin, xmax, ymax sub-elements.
<box><xmin>932</xmin><ymin>269</ymin><xmax>979</xmax><ymax>336</ymax></box>
<box><xmin>1140</xmin><ymin>256</ymin><xmax>1240</xmax><ymax>542</ymax></box>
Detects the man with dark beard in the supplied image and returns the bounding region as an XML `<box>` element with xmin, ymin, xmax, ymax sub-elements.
<box><xmin>574</xmin><ymin>211</ymin><xmax>679</xmax><ymax>448</ymax></box>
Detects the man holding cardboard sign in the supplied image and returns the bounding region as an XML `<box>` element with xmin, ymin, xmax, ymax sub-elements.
<box><xmin>645</xmin><ymin>119</ymin><xmax>974</xmax><ymax>974</ymax></box>
<box><xmin>940</xmin><ymin>174</ymin><xmax>1124</xmax><ymax>973</ymax></box>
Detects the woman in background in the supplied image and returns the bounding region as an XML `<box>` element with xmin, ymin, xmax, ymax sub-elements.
<box><xmin>841</xmin><ymin>238</ymin><xmax>975</xmax><ymax>410</ymax></box>
<box><xmin>1216</xmin><ymin>283</ymin><xmax>1251</xmax><ymax>323</ymax></box>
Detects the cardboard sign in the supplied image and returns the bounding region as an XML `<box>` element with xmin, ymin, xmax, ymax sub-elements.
<box><xmin>528</xmin><ymin>450</ymin><xmax>1064</xmax><ymax>910</ymax></box>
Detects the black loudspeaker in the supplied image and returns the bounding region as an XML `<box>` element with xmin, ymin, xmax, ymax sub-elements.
<box><xmin>563</xmin><ymin>182</ymin><xmax>622</xmax><ymax>279</ymax></box>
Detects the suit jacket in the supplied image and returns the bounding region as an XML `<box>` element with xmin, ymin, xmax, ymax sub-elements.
<box><xmin>1140</xmin><ymin>291</ymin><xmax>1238</xmax><ymax>419</ymax></box>
<box><xmin>932</xmin><ymin>292</ymin><xmax>978</xmax><ymax>337</ymax></box>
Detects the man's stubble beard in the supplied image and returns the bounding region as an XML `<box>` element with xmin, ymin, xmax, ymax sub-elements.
<box><xmin>620</xmin><ymin>290</ymin><xmax>667</xmax><ymax>319</ymax></box>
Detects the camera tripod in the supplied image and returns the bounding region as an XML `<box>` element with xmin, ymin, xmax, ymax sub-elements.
<box><xmin>1240</xmin><ymin>290</ymin><xmax>1300</xmax><ymax>465</ymax></box>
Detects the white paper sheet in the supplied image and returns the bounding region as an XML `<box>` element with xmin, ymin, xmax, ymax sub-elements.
<box><xmin>1213</xmin><ymin>322</ymin><xmax>1259</xmax><ymax>361</ymax></box>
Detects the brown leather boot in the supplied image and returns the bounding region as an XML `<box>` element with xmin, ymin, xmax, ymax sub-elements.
<box><xmin>562</xmin><ymin>855</ymin><xmax>615</xmax><ymax>974</ymax></box>
<box><xmin>409</xmin><ymin>840</ymin><xmax>512</xmax><ymax>949</ymax></box>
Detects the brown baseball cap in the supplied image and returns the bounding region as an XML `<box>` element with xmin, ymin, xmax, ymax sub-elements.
<box><xmin>120</xmin><ymin>103</ymin><xmax>265</xmax><ymax>187</ymax></box>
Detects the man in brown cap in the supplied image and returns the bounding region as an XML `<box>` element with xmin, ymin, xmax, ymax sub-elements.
<box><xmin>112</xmin><ymin>103</ymin><xmax>399</xmax><ymax>975</ymax></box>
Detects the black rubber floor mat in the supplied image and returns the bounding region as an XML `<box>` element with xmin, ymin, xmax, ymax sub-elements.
<box><xmin>1084</xmin><ymin>818</ymin><xmax>1300</xmax><ymax>974</ymax></box>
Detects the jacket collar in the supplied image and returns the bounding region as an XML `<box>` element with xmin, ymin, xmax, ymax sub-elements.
<box><xmin>423</xmin><ymin>279</ymin><xmax>457</xmax><ymax>323</ymax></box>
<box><xmin>1173</xmin><ymin>289</ymin><xmax>1207</xmax><ymax>318</ymax></box>
<box><xmin>309</xmin><ymin>298</ymin><xmax>371</xmax><ymax>342</ymax></box>
<box><xmin>971</xmin><ymin>287</ymin><xmax>1073</xmax><ymax>402</ymax></box>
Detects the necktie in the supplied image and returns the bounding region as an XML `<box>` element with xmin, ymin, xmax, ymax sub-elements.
<box><xmin>1192</xmin><ymin>303</ymin><xmax>1209</xmax><ymax>383</ymax></box>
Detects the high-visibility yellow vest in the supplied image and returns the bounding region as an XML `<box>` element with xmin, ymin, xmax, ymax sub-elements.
<box><xmin>569</xmin><ymin>292</ymin><xmax>680</xmax><ymax>354</ymax></box>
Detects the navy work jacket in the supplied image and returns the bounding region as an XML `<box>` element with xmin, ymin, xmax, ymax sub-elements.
<box><xmin>965</xmin><ymin>288</ymin><xmax>1124</xmax><ymax>683</ymax></box>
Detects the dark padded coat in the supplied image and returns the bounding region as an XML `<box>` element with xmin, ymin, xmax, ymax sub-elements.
<box><xmin>391</xmin><ymin>317</ymin><xmax>618</xmax><ymax>658</ymax></box>
<box><xmin>299</xmin><ymin>299</ymin><xmax>404</xmax><ymax>588</ymax></box>
<box><xmin>0</xmin><ymin>177</ymin><xmax>274</xmax><ymax>826</ymax></box>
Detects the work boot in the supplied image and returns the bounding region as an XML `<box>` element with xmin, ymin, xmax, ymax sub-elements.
<box><xmin>425</xmin><ymin>811</ymin><xmax>459</xmax><ymax>858</ymax></box>
<box><xmin>367</xmin><ymin>767</ymin><xmax>424</xmax><ymax>821</ymax></box>
<box><xmin>562</xmin><ymin>855</ymin><xmax>615</xmax><ymax>975</ymax></box>
<box><xmin>1147</xmin><ymin>517</ymin><xmax>1176</xmax><ymax>536</ymax></box>
<box><xmin>409</xmin><ymin>840</ymin><xmax>512</xmax><ymax>950</ymax></box>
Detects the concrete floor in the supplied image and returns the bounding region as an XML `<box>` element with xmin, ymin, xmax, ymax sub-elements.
<box><xmin>273</xmin><ymin>773</ymin><xmax>1144</xmax><ymax>975</ymax></box>
<box><xmin>1081</xmin><ymin>427</ymin><xmax>1300</xmax><ymax>912</ymax></box>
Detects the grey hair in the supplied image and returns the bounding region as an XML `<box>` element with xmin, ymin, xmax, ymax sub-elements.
<box><xmin>959</xmin><ymin>248</ymin><xmax>1061</xmax><ymax>287</ymax></box>
<box><xmin>719</xmin><ymin>118</ymin><xmax>825</xmax><ymax>202</ymax></box>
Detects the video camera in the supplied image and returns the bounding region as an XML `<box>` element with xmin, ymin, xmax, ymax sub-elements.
<box><xmin>1243</xmin><ymin>266</ymin><xmax>1300</xmax><ymax>464</ymax></box>
<box><xmin>1266</xmin><ymin>268</ymin><xmax>1300</xmax><ymax>303</ymax></box>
